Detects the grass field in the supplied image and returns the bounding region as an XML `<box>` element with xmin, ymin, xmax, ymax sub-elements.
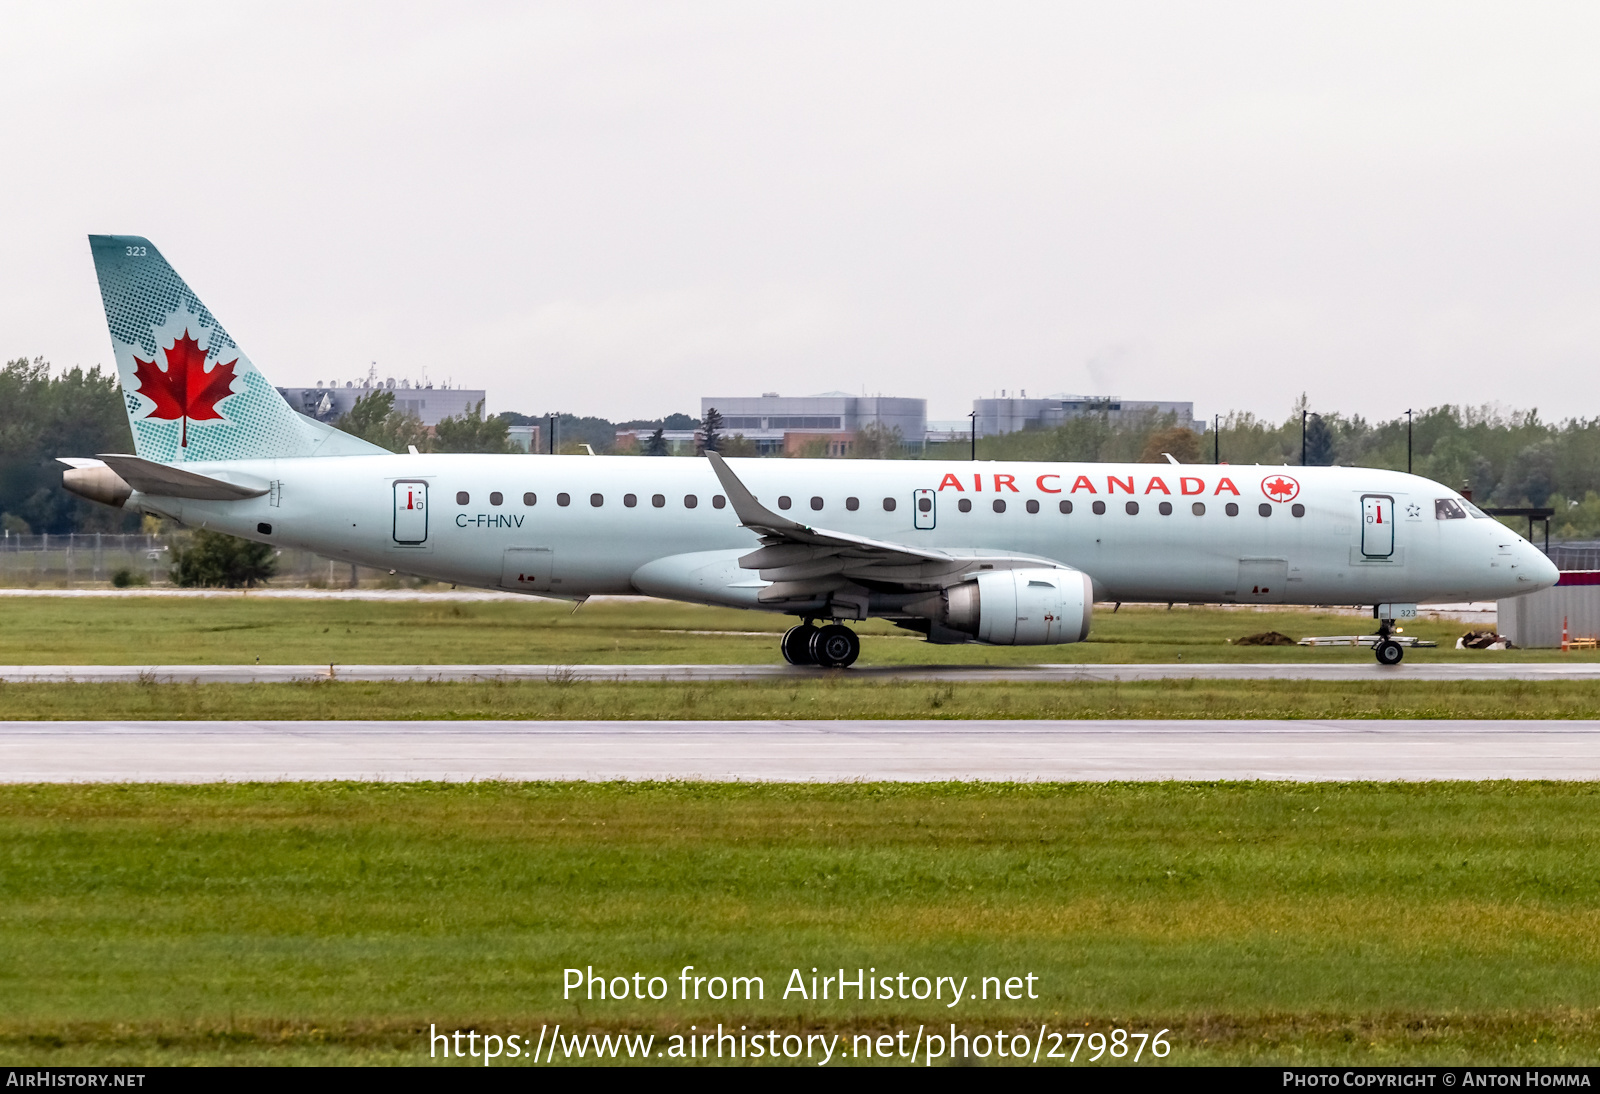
<box><xmin>0</xmin><ymin>595</ymin><xmax>1567</xmax><ymax>665</ymax></box>
<box><xmin>9</xmin><ymin>677</ymin><xmax>1600</xmax><ymax>720</ymax></box>
<box><xmin>2</xmin><ymin>782</ymin><xmax>1598</xmax><ymax>1066</ymax></box>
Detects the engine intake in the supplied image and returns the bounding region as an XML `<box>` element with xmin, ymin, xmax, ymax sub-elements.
<box><xmin>943</xmin><ymin>568</ymin><xmax>1093</xmax><ymax>645</ymax></box>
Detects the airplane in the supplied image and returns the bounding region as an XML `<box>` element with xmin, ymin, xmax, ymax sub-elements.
<box><xmin>61</xmin><ymin>235</ymin><xmax>1559</xmax><ymax>667</ymax></box>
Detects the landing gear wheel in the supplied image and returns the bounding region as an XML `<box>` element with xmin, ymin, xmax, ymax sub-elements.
<box><xmin>1375</xmin><ymin>639</ymin><xmax>1404</xmax><ymax>666</ymax></box>
<box><xmin>781</xmin><ymin>625</ymin><xmax>818</xmax><ymax>666</ymax></box>
<box><xmin>809</xmin><ymin>624</ymin><xmax>860</xmax><ymax>669</ymax></box>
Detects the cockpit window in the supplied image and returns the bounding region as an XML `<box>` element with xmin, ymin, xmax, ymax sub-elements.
<box><xmin>1463</xmin><ymin>500</ymin><xmax>1491</xmax><ymax>519</ymax></box>
<box><xmin>1435</xmin><ymin>498</ymin><xmax>1468</xmax><ymax>520</ymax></box>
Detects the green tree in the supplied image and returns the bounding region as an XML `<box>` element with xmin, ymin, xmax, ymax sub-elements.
<box><xmin>335</xmin><ymin>390</ymin><xmax>429</xmax><ymax>453</ymax></box>
<box><xmin>434</xmin><ymin>400</ymin><xmax>515</xmax><ymax>453</ymax></box>
<box><xmin>0</xmin><ymin>357</ymin><xmax>136</xmax><ymax>534</ymax></box>
<box><xmin>645</xmin><ymin>428</ymin><xmax>669</xmax><ymax>456</ymax></box>
<box><xmin>719</xmin><ymin>433</ymin><xmax>758</xmax><ymax>457</ymax></box>
<box><xmin>170</xmin><ymin>529</ymin><xmax>277</xmax><ymax>588</ymax></box>
<box><xmin>1138</xmin><ymin>426</ymin><xmax>1202</xmax><ymax>464</ymax></box>
<box><xmin>852</xmin><ymin>422</ymin><xmax>906</xmax><ymax>459</ymax></box>
<box><xmin>701</xmin><ymin>407</ymin><xmax>723</xmax><ymax>454</ymax></box>
<box><xmin>1304</xmin><ymin>413</ymin><xmax>1336</xmax><ymax>466</ymax></box>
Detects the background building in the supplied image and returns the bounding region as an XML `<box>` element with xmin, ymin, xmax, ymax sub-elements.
<box><xmin>276</xmin><ymin>369</ymin><xmax>486</xmax><ymax>427</ymax></box>
<box><xmin>700</xmin><ymin>392</ymin><xmax>926</xmax><ymax>454</ymax></box>
<box><xmin>972</xmin><ymin>395</ymin><xmax>1206</xmax><ymax>438</ymax></box>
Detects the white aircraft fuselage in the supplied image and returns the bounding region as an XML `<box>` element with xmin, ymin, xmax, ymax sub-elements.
<box><xmin>132</xmin><ymin>453</ymin><xmax>1552</xmax><ymax>608</ymax></box>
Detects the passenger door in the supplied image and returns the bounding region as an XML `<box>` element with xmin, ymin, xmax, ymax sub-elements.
<box><xmin>393</xmin><ymin>481</ymin><xmax>428</xmax><ymax>545</ymax></box>
<box><xmin>1361</xmin><ymin>495</ymin><xmax>1395</xmax><ymax>558</ymax></box>
<box><xmin>913</xmin><ymin>488</ymin><xmax>936</xmax><ymax>530</ymax></box>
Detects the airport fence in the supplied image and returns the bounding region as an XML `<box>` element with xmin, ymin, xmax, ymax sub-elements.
<box><xmin>1546</xmin><ymin>545</ymin><xmax>1600</xmax><ymax>572</ymax></box>
<box><xmin>0</xmin><ymin>533</ymin><xmax>392</xmax><ymax>588</ymax></box>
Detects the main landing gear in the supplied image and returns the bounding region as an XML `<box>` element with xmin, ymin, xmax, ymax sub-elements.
<box><xmin>781</xmin><ymin>621</ymin><xmax>861</xmax><ymax>669</ymax></box>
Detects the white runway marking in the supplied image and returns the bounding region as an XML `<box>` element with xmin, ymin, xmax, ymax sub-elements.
<box><xmin>1</xmin><ymin>662</ymin><xmax>1598</xmax><ymax>683</ymax></box>
<box><xmin>2</xmin><ymin>720</ymin><xmax>1598</xmax><ymax>782</ymax></box>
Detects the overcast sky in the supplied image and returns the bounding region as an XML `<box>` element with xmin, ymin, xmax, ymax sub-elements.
<box><xmin>4</xmin><ymin>2</ymin><xmax>1600</xmax><ymax>424</ymax></box>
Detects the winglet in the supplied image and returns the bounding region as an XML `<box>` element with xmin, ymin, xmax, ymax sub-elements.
<box><xmin>705</xmin><ymin>451</ymin><xmax>809</xmax><ymax>535</ymax></box>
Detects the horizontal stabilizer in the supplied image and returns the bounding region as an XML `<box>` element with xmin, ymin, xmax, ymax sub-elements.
<box><xmin>91</xmin><ymin>454</ymin><xmax>269</xmax><ymax>500</ymax></box>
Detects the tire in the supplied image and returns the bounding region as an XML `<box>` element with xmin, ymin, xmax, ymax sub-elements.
<box><xmin>1375</xmin><ymin>639</ymin><xmax>1404</xmax><ymax>666</ymax></box>
<box><xmin>809</xmin><ymin>624</ymin><xmax>860</xmax><ymax>669</ymax></box>
<box><xmin>781</xmin><ymin>625</ymin><xmax>817</xmax><ymax>665</ymax></box>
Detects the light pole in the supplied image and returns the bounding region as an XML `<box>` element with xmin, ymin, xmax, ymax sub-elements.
<box><xmin>1213</xmin><ymin>414</ymin><xmax>1219</xmax><ymax>464</ymax></box>
<box><xmin>969</xmin><ymin>410</ymin><xmax>977</xmax><ymax>461</ymax></box>
<box><xmin>1406</xmin><ymin>409</ymin><xmax>1413</xmax><ymax>474</ymax></box>
<box><xmin>1301</xmin><ymin>409</ymin><xmax>1308</xmax><ymax>466</ymax></box>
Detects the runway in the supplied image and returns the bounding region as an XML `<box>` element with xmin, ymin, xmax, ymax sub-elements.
<box><xmin>3</xmin><ymin>662</ymin><xmax>1600</xmax><ymax>683</ymax></box>
<box><xmin>3</xmin><ymin>720</ymin><xmax>1598</xmax><ymax>781</ymax></box>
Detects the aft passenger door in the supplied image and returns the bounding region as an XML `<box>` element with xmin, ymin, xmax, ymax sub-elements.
<box><xmin>1361</xmin><ymin>495</ymin><xmax>1395</xmax><ymax>558</ymax></box>
<box><xmin>913</xmin><ymin>489</ymin><xmax>936</xmax><ymax>530</ymax></box>
<box><xmin>393</xmin><ymin>481</ymin><xmax>428</xmax><ymax>545</ymax></box>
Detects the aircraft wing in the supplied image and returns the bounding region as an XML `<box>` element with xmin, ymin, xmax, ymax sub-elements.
<box><xmin>706</xmin><ymin>452</ymin><xmax>1066</xmax><ymax>602</ymax></box>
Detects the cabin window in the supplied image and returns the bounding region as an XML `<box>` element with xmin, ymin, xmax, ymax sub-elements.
<box><xmin>1292</xmin><ymin>503</ymin><xmax>1305</xmax><ymax>517</ymax></box>
<box><xmin>523</xmin><ymin>492</ymin><xmax>536</xmax><ymax>506</ymax></box>
<box><xmin>624</xmin><ymin>494</ymin><xmax>638</xmax><ymax>508</ymax></box>
<box><xmin>1026</xmin><ymin>499</ymin><xmax>1040</xmax><ymax>514</ymax></box>
<box><xmin>810</xmin><ymin>496</ymin><xmax>824</xmax><ymax>511</ymax></box>
<box><xmin>993</xmin><ymin>499</ymin><xmax>1006</xmax><ymax>513</ymax></box>
<box><xmin>958</xmin><ymin>498</ymin><xmax>973</xmax><ymax>513</ymax></box>
<box><xmin>1435</xmin><ymin>499</ymin><xmax>1467</xmax><ymax>520</ymax></box>
<box><xmin>1192</xmin><ymin>502</ymin><xmax>1205</xmax><ymax>516</ymax></box>
<box><xmin>558</xmin><ymin>493</ymin><xmax>571</xmax><ymax>507</ymax></box>
<box><xmin>778</xmin><ymin>496</ymin><xmax>792</xmax><ymax>510</ymax></box>
<box><xmin>846</xmin><ymin>497</ymin><xmax>859</xmax><ymax>511</ymax></box>
<box><xmin>684</xmin><ymin>495</ymin><xmax>698</xmax><ymax>508</ymax></box>
<box><xmin>713</xmin><ymin>495</ymin><xmax>726</xmax><ymax>509</ymax></box>
<box><xmin>591</xmin><ymin>493</ymin><xmax>604</xmax><ymax>507</ymax></box>
<box><xmin>1125</xmin><ymin>501</ymin><xmax>1139</xmax><ymax>515</ymax></box>
<box><xmin>1258</xmin><ymin>503</ymin><xmax>1272</xmax><ymax>517</ymax></box>
<box><xmin>1225</xmin><ymin>502</ymin><xmax>1239</xmax><ymax>516</ymax></box>
<box><xmin>456</xmin><ymin>491</ymin><xmax>469</xmax><ymax>505</ymax></box>
<box><xmin>1092</xmin><ymin>500</ymin><xmax>1106</xmax><ymax>515</ymax></box>
<box><xmin>888</xmin><ymin>498</ymin><xmax>901</xmax><ymax>512</ymax></box>
<box><xmin>652</xmin><ymin>494</ymin><xmax>665</xmax><ymax>508</ymax></box>
<box><xmin>1159</xmin><ymin>501</ymin><xmax>1173</xmax><ymax>515</ymax></box>
<box><xmin>1059</xmin><ymin>500</ymin><xmax>1072</xmax><ymax>514</ymax></box>
<box><xmin>489</xmin><ymin>491</ymin><xmax>503</xmax><ymax>506</ymax></box>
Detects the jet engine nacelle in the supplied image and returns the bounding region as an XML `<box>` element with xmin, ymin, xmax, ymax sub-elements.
<box><xmin>943</xmin><ymin>567</ymin><xmax>1093</xmax><ymax>645</ymax></box>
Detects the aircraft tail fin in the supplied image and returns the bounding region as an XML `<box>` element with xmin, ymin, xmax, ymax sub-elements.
<box><xmin>87</xmin><ymin>235</ymin><xmax>385</xmax><ymax>462</ymax></box>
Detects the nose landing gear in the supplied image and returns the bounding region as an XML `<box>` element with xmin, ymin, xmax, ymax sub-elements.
<box><xmin>1374</xmin><ymin>639</ymin><xmax>1404</xmax><ymax>665</ymax></box>
<box><xmin>780</xmin><ymin>621</ymin><xmax>861</xmax><ymax>668</ymax></box>
<box><xmin>1373</xmin><ymin>616</ymin><xmax>1404</xmax><ymax>665</ymax></box>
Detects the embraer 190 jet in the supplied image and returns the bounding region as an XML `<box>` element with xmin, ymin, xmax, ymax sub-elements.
<box><xmin>62</xmin><ymin>236</ymin><xmax>1558</xmax><ymax>667</ymax></box>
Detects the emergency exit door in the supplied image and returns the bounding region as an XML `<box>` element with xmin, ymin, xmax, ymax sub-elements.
<box><xmin>913</xmin><ymin>489</ymin><xmax>936</xmax><ymax>530</ymax></box>
<box><xmin>393</xmin><ymin>481</ymin><xmax>428</xmax><ymax>545</ymax></box>
<box><xmin>1361</xmin><ymin>494</ymin><xmax>1394</xmax><ymax>558</ymax></box>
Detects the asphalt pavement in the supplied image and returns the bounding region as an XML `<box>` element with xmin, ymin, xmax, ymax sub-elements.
<box><xmin>2</xmin><ymin>719</ymin><xmax>1596</xmax><ymax>781</ymax></box>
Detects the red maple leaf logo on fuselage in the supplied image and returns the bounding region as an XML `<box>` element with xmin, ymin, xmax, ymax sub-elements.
<box><xmin>1261</xmin><ymin>475</ymin><xmax>1300</xmax><ymax>502</ymax></box>
<box><xmin>132</xmin><ymin>330</ymin><xmax>239</xmax><ymax>447</ymax></box>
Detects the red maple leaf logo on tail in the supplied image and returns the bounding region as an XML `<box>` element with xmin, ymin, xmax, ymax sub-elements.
<box><xmin>131</xmin><ymin>331</ymin><xmax>239</xmax><ymax>447</ymax></box>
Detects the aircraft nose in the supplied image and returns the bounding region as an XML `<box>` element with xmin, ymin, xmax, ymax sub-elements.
<box><xmin>1517</xmin><ymin>542</ymin><xmax>1560</xmax><ymax>591</ymax></box>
